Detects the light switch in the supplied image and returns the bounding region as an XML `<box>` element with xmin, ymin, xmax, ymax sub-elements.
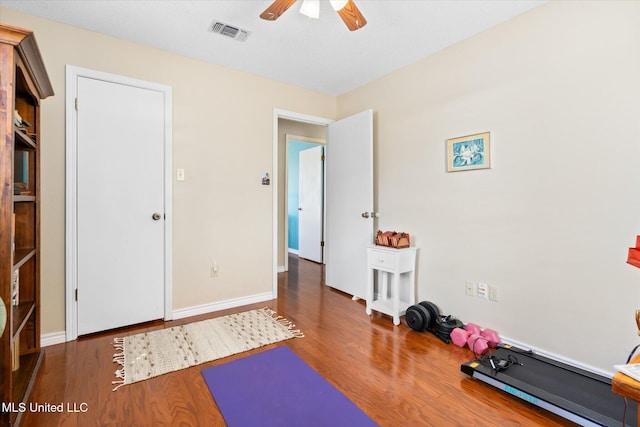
<box><xmin>177</xmin><ymin>168</ymin><xmax>185</xmax><ymax>181</ymax></box>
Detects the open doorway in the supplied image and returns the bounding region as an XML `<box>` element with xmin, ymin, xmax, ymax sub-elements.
<box><xmin>286</xmin><ymin>135</ymin><xmax>325</xmax><ymax>265</ymax></box>
<box><xmin>272</xmin><ymin>109</ymin><xmax>375</xmax><ymax>301</ymax></box>
<box><xmin>272</xmin><ymin>111</ymin><xmax>332</xmax><ymax>297</ymax></box>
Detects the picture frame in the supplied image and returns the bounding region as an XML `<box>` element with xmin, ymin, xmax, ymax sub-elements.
<box><xmin>446</xmin><ymin>132</ymin><xmax>491</xmax><ymax>172</ymax></box>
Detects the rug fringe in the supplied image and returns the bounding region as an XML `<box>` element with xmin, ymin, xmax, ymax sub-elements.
<box><xmin>112</xmin><ymin>337</ymin><xmax>127</xmax><ymax>391</ymax></box>
<box><xmin>113</xmin><ymin>338</ymin><xmax>124</xmax><ymax>352</ymax></box>
<box><xmin>112</xmin><ymin>380</ymin><xmax>126</xmax><ymax>391</ymax></box>
<box><xmin>113</xmin><ymin>352</ymin><xmax>125</xmax><ymax>365</ymax></box>
<box><xmin>113</xmin><ymin>337</ymin><xmax>125</xmax><ymax>366</ymax></box>
<box><xmin>262</xmin><ymin>307</ymin><xmax>305</xmax><ymax>338</ymax></box>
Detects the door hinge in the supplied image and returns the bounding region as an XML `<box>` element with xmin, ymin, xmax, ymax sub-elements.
<box><xmin>75</xmin><ymin>289</ymin><xmax>78</xmax><ymax>301</ymax></box>
<box><xmin>321</xmin><ymin>241</ymin><xmax>325</xmax><ymax>247</ymax></box>
<box><xmin>321</xmin><ymin>155</ymin><xmax>325</xmax><ymax>162</ymax></box>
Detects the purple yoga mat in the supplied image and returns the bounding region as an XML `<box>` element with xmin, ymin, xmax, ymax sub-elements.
<box><xmin>202</xmin><ymin>346</ymin><xmax>378</xmax><ymax>427</ymax></box>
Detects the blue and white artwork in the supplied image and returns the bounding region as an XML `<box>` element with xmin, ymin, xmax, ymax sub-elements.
<box><xmin>452</xmin><ymin>138</ymin><xmax>484</xmax><ymax>168</ymax></box>
<box><xmin>447</xmin><ymin>132</ymin><xmax>491</xmax><ymax>172</ymax></box>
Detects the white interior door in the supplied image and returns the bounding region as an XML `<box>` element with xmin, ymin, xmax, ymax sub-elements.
<box><xmin>75</xmin><ymin>75</ymin><xmax>167</xmax><ymax>335</ymax></box>
<box><xmin>325</xmin><ymin>110</ymin><xmax>374</xmax><ymax>299</ymax></box>
<box><xmin>298</xmin><ymin>145</ymin><xmax>323</xmax><ymax>263</ymax></box>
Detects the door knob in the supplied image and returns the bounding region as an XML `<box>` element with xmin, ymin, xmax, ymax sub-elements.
<box><xmin>152</xmin><ymin>213</ymin><xmax>162</xmax><ymax>221</ymax></box>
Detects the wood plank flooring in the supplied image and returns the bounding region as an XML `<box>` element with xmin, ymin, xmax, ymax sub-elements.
<box><xmin>16</xmin><ymin>255</ymin><xmax>575</xmax><ymax>426</ymax></box>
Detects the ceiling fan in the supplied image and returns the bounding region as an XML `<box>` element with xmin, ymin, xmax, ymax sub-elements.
<box><xmin>260</xmin><ymin>0</ymin><xmax>367</xmax><ymax>31</ymax></box>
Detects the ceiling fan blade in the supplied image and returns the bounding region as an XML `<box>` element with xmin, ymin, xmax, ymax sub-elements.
<box><xmin>260</xmin><ymin>0</ymin><xmax>298</xmax><ymax>21</ymax></box>
<box><xmin>334</xmin><ymin>0</ymin><xmax>367</xmax><ymax>31</ymax></box>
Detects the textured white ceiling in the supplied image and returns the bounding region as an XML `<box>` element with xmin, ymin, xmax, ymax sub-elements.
<box><xmin>1</xmin><ymin>0</ymin><xmax>547</xmax><ymax>96</ymax></box>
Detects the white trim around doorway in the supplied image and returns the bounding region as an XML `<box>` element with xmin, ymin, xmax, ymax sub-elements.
<box><xmin>271</xmin><ymin>110</ymin><xmax>332</xmax><ymax>299</ymax></box>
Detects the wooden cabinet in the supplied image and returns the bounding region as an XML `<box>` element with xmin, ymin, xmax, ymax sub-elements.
<box><xmin>0</xmin><ymin>24</ymin><xmax>54</xmax><ymax>426</ymax></box>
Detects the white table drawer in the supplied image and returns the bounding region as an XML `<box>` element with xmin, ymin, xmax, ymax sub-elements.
<box><xmin>368</xmin><ymin>250</ymin><xmax>397</xmax><ymax>269</ymax></box>
<box><xmin>368</xmin><ymin>247</ymin><xmax>415</xmax><ymax>273</ymax></box>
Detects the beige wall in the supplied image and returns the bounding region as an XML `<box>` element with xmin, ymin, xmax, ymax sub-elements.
<box><xmin>4</xmin><ymin>0</ymin><xmax>640</xmax><ymax>374</ymax></box>
<box><xmin>338</xmin><ymin>0</ymin><xmax>640</xmax><ymax>373</ymax></box>
<box><xmin>0</xmin><ymin>8</ymin><xmax>337</xmax><ymax>334</ymax></box>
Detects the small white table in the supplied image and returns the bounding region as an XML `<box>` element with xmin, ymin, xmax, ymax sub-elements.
<box><xmin>366</xmin><ymin>246</ymin><xmax>417</xmax><ymax>325</ymax></box>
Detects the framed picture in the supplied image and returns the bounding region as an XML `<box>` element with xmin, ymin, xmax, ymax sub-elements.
<box><xmin>446</xmin><ymin>132</ymin><xmax>491</xmax><ymax>172</ymax></box>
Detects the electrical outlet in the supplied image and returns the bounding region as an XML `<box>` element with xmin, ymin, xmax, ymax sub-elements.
<box><xmin>477</xmin><ymin>283</ymin><xmax>489</xmax><ymax>299</ymax></box>
<box><xmin>465</xmin><ymin>281</ymin><xmax>476</xmax><ymax>297</ymax></box>
<box><xmin>489</xmin><ymin>285</ymin><xmax>499</xmax><ymax>302</ymax></box>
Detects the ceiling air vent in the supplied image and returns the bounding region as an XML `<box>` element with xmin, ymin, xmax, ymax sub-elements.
<box><xmin>209</xmin><ymin>20</ymin><xmax>251</xmax><ymax>42</ymax></box>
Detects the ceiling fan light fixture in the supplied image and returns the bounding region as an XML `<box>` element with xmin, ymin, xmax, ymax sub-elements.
<box><xmin>300</xmin><ymin>0</ymin><xmax>320</xmax><ymax>19</ymax></box>
<box><xmin>260</xmin><ymin>0</ymin><xmax>366</xmax><ymax>32</ymax></box>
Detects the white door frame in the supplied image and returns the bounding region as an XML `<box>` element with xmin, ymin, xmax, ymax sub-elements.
<box><xmin>65</xmin><ymin>65</ymin><xmax>173</xmax><ymax>341</ymax></box>
<box><xmin>272</xmin><ymin>110</ymin><xmax>332</xmax><ymax>298</ymax></box>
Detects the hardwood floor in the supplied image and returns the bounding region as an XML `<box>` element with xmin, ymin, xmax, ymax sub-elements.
<box><xmin>15</xmin><ymin>255</ymin><xmax>574</xmax><ymax>426</ymax></box>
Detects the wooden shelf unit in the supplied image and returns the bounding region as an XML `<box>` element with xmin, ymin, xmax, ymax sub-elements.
<box><xmin>0</xmin><ymin>24</ymin><xmax>54</xmax><ymax>426</ymax></box>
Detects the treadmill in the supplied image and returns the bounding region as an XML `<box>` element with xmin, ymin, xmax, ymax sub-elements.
<box><xmin>461</xmin><ymin>344</ymin><xmax>637</xmax><ymax>427</ymax></box>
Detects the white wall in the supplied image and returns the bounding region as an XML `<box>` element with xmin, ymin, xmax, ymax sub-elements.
<box><xmin>0</xmin><ymin>8</ymin><xmax>337</xmax><ymax>334</ymax></box>
<box><xmin>338</xmin><ymin>0</ymin><xmax>640</xmax><ymax>373</ymax></box>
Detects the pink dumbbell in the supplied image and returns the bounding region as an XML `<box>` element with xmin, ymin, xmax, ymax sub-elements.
<box><xmin>480</xmin><ymin>328</ymin><xmax>500</xmax><ymax>348</ymax></box>
<box><xmin>451</xmin><ymin>323</ymin><xmax>501</xmax><ymax>353</ymax></box>
<box><xmin>467</xmin><ymin>333</ymin><xmax>489</xmax><ymax>355</ymax></box>
<box><xmin>452</xmin><ymin>323</ymin><xmax>487</xmax><ymax>348</ymax></box>
<box><xmin>465</xmin><ymin>323</ymin><xmax>482</xmax><ymax>335</ymax></box>
<box><xmin>451</xmin><ymin>328</ymin><xmax>469</xmax><ymax>347</ymax></box>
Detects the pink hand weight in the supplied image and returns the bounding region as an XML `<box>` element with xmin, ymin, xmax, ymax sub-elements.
<box><xmin>450</xmin><ymin>328</ymin><xmax>470</xmax><ymax>347</ymax></box>
<box><xmin>480</xmin><ymin>328</ymin><xmax>500</xmax><ymax>348</ymax></box>
<box><xmin>467</xmin><ymin>333</ymin><xmax>489</xmax><ymax>355</ymax></box>
<box><xmin>464</xmin><ymin>323</ymin><xmax>482</xmax><ymax>335</ymax></box>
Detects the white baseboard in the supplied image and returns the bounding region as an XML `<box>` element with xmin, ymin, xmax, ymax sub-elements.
<box><xmin>172</xmin><ymin>292</ymin><xmax>275</xmax><ymax>320</ymax></box>
<box><xmin>501</xmin><ymin>335</ymin><xmax>613</xmax><ymax>378</ymax></box>
<box><xmin>41</xmin><ymin>331</ymin><xmax>67</xmax><ymax>347</ymax></box>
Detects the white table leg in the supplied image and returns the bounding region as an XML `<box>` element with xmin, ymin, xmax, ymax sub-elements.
<box><xmin>392</xmin><ymin>271</ymin><xmax>400</xmax><ymax>325</ymax></box>
<box><xmin>366</xmin><ymin>268</ymin><xmax>373</xmax><ymax>315</ymax></box>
